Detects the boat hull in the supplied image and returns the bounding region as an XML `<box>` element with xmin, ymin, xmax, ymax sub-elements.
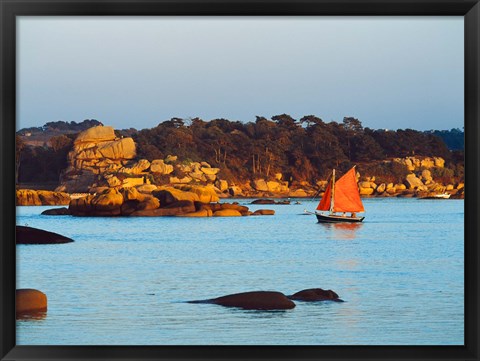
<box><xmin>315</xmin><ymin>213</ymin><xmax>364</xmax><ymax>223</ymax></box>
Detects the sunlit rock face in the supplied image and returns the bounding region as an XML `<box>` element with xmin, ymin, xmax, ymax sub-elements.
<box><xmin>56</xmin><ymin>126</ymin><xmax>137</xmax><ymax>193</ymax></box>
<box><xmin>16</xmin><ymin>190</ymin><xmax>70</xmax><ymax>206</ymax></box>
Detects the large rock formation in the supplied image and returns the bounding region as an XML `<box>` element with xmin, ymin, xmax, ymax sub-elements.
<box><xmin>67</xmin><ymin>186</ymin><xmax>273</xmax><ymax>217</ymax></box>
<box><xmin>56</xmin><ymin>126</ymin><xmax>136</xmax><ymax>193</ymax></box>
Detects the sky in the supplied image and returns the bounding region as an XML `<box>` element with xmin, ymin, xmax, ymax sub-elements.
<box><xmin>17</xmin><ymin>16</ymin><xmax>464</xmax><ymax>131</ymax></box>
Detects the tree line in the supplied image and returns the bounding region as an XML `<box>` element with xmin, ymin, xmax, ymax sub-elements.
<box><xmin>16</xmin><ymin>115</ymin><xmax>463</xmax><ymax>185</ymax></box>
<box><xmin>133</xmin><ymin>115</ymin><xmax>457</xmax><ymax>183</ymax></box>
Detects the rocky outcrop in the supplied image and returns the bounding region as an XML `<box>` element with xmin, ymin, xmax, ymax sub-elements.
<box><xmin>252</xmin><ymin>179</ymin><xmax>289</xmax><ymax>194</ymax></box>
<box><xmin>288</xmin><ymin>288</ymin><xmax>343</xmax><ymax>302</ymax></box>
<box><xmin>152</xmin><ymin>185</ymin><xmax>219</xmax><ymax>205</ymax></box>
<box><xmin>56</xmin><ymin>126</ymin><xmax>137</xmax><ymax>193</ymax></box>
<box><xmin>212</xmin><ymin>209</ymin><xmax>242</xmax><ymax>217</ymax></box>
<box><xmin>16</xmin><ymin>226</ymin><xmax>74</xmax><ymax>244</ymax></box>
<box><xmin>16</xmin><ymin>289</ymin><xmax>47</xmax><ymax>317</ymax></box>
<box><xmin>288</xmin><ymin>189</ymin><xmax>308</xmax><ymax>197</ymax></box>
<box><xmin>150</xmin><ymin>159</ymin><xmax>174</xmax><ymax>175</ymax></box>
<box><xmin>228</xmin><ymin>186</ymin><xmax>244</xmax><ymax>196</ymax></box>
<box><xmin>48</xmin><ymin>125</ymin><xmax>461</xmax><ymax>200</ymax></box>
<box><xmin>118</xmin><ymin>159</ymin><xmax>151</xmax><ymax>175</ymax></box>
<box><xmin>67</xmin><ymin>186</ymin><xmax>273</xmax><ymax>217</ymax></box>
<box><xmin>393</xmin><ymin>156</ymin><xmax>445</xmax><ymax>171</ymax></box>
<box><xmin>130</xmin><ymin>201</ymin><xmax>196</xmax><ymax>217</ymax></box>
<box><xmin>16</xmin><ymin>190</ymin><xmax>70</xmax><ymax>206</ymax></box>
<box><xmin>189</xmin><ymin>291</ymin><xmax>296</xmax><ymax>310</ymax></box>
<box><xmin>405</xmin><ymin>173</ymin><xmax>426</xmax><ymax>190</ymax></box>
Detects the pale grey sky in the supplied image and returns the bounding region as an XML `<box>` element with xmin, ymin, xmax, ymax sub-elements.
<box><xmin>17</xmin><ymin>16</ymin><xmax>464</xmax><ymax>131</ymax></box>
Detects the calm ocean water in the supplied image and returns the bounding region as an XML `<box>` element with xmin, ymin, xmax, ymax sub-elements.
<box><xmin>16</xmin><ymin>198</ymin><xmax>464</xmax><ymax>345</ymax></box>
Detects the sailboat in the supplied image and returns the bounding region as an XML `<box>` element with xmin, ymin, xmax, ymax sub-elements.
<box><xmin>314</xmin><ymin>167</ymin><xmax>365</xmax><ymax>223</ymax></box>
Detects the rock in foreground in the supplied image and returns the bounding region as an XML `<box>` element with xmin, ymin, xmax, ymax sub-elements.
<box><xmin>189</xmin><ymin>291</ymin><xmax>296</xmax><ymax>310</ymax></box>
<box><xmin>16</xmin><ymin>289</ymin><xmax>47</xmax><ymax>317</ymax></box>
<box><xmin>16</xmin><ymin>226</ymin><xmax>74</xmax><ymax>244</ymax></box>
<box><xmin>288</xmin><ymin>288</ymin><xmax>344</xmax><ymax>302</ymax></box>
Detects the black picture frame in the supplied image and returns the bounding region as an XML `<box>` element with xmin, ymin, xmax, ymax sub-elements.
<box><xmin>1</xmin><ymin>1</ymin><xmax>478</xmax><ymax>360</ymax></box>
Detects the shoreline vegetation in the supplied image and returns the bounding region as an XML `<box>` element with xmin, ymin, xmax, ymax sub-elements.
<box><xmin>16</xmin><ymin>118</ymin><xmax>464</xmax><ymax>211</ymax></box>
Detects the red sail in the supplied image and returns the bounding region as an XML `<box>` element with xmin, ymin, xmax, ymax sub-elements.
<box><xmin>316</xmin><ymin>178</ymin><xmax>332</xmax><ymax>211</ymax></box>
<box><xmin>332</xmin><ymin>167</ymin><xmax>365</xmax><ymax>213</ymax></box>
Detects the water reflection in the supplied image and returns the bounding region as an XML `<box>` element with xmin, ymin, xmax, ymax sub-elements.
<box><xmin>320</xmin><ymin>223</ymin><xmax>362</xmax><ymax>240</ymax></box>
<box><xmin>16</xmin><ymin>310</ymin><xmax>47</xmax><ymax>321</ymax></box>
<box><xmin>237</xmin><ymin>309</ymin><xmax>293</xmax><ymax>318</ymax></box>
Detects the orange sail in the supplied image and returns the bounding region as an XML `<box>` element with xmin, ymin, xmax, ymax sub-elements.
<box><xmin>316</xmin><ymin>167</ymin><xmax>364</xmax><ymax>213</ymax></box>
<box><xmin>316</xmin><ymin>178</ymin><xmax>332</xmax><ymax>211</ymax></box>
<box><xmin>333</xmin><ymin>167</ymin><xmax>364</xmax><ymax>213</ymax></box>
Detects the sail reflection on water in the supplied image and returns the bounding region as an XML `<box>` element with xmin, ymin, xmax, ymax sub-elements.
<box><xmin>320</xmin><ymin>222</ymin><xmax>363</xmax><ymax>240</ymax></box>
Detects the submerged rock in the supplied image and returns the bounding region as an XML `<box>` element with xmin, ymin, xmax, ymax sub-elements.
<box><xmin>288</xmin><ymin>288</ymin><xmax>344</xmax><ymax>302</ymax></box>
<box><xmin>16</xmin><ymin>226</ymin><xmax>74</xmax><ymax>244</ymax></box>
<box><xmin>189</xmin><ymin>291</ymin><xmax>296</xmax><ymax>310</ymax></box>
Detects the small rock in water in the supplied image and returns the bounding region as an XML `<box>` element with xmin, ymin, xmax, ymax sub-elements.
<box><xmin>251</xmin><ymin>199</ymin><xmax>276</xmax><ymax>204</ymax></box>
<box><xmin>16</xmin><ymin>289</ymin><xmax>48</xmax><ymax>318</ymax></box>
<box><xmin>288</xmin><ymin>288</ymin><xmax>344</xmax><ymax>302</ymax></box>
<box><xmin>188</xmin><ymin>291</ymin><xmax>296</xmax><ymax>310</ymax></box>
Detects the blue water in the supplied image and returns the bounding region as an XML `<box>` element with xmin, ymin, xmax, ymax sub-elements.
<box><xmin>16</xmin><ymin>198</ymin><xmax>464</xmax><ymax>345</ymax></box>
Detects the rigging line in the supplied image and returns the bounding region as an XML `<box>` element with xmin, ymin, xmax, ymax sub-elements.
<box><xmin>310</xmin><ymin>172</ymin><xmax>333</xmax><ymax>202</ymax></box>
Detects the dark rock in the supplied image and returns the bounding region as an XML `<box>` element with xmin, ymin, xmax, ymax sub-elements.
<box><xmin>194</xmin><ymin>201</ymin><xmax>211</xmax><ymax>211</ymax></box>
<box><xmin>288</xmin><ymin>288</ymin><xmax>344</xmax><ymax>302</ymax></box>
<box><xmin>188</xmin><ymin>291</ymin><xmax>296</xmax><ymax>310</ymax></box>
<box><xmin>210</xmin><ymin>203</ymin><xmax>223</xmax><ymax>212</ymax></box>
<box><xmin>120</xmin><ymin>200</ymin><xmax>140</xmax><ymax>216</ymax></box>
<box><xmin>16</xmin><ymin>226</ymin><xmax>74</xmax><ymax>244</ymax></box>
<box><xmin>162</xmin><ymin>200</ymin><xmax>194</xmax><ymax>209</ymax></box>
<box><xmin>41</xmin><ymin>207</ymin><xmax>70</xmax><ymax>216</ymax></box>
<box><xmin>251</xmin><ymin>199</ymin><xmax>276</xmax><ymax>204</ymax></box>
<box><xmin>251</xmin><ymin>199</ymin><xmax>290</xmax><ymax>205</ymax></box>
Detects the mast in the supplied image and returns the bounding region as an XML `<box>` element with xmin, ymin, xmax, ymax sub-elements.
<box><xmin>329</xmin><ymin>169</ymin><xmax>335</xmax><ymax>214</ymax></box>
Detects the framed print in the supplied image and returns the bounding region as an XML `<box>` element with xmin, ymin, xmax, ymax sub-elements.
<box><xmin>1</xmin><ymin>0</ymin><xmax>479</xmax><ymax>361</ymax></box>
